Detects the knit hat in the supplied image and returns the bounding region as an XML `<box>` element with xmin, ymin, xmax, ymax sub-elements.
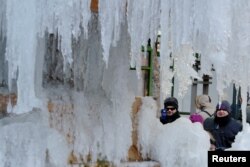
<box><xmin>195</xmin><ymin>95</ymin><xmax>211</xmax><ymax>109</ymax></box>
<box><xmin>164</xmin><ymin>97</ymin><xmax>178</xmax><ymax>109</ymax></box>
<box><xmin>216</xmin><ymin>100</ymin><xmax>231</xmax><ymax>113</ymax></box>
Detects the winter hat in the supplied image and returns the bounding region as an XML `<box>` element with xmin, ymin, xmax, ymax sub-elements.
<box><xmin>195</xmin><ymin>95</ymin><xmax>211</xmax><ymax>109</ymax></box>
<box><xmin>164</xmin><ymin>97</ymin><xmax>178</xmax><ymax>109</ymax></box>
<box><xmin>216</xmin><ymin>100</ymin><xmax>231</xmax><ymax>113</ymax></box>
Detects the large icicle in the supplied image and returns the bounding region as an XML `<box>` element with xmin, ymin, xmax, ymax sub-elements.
<box><xmin>160</xmin><ymin>0</ymin><xmax>174</xmax><ymax>100</ymax></box>
<box><xmin>5</xmin><ymin>0</ymin><xmax>91</xmax><ymax>114</ymax></box>
<box><xmin>189</xmin><ymin>0</ymin><xmax>235</xmax><ymax>98</ymax></box>
<box><xmin>160</xmin><ymin>0</ymin><xmax>198</xmax><ymax>99</ymax></box>
<box><xmin>6</xmin><ymin>0</ymin><xmax>41</xmax><ymax>113</ymax></box>
<box><xmin>0</xmin><ymin>0</ymin><xmax>6</xmax><ymax>35</ymax></box>
<box><xmin>228</xmin><ymin>0</ymin><xmax>250</xmax><ymax>128</ymax></box>
<box><xmin>99</xmin><ymin>0</ymin><xmax>127</xmax><ymax>67</ymax></box>
<box><xmin>37</xmin><ymin>0</ymin><xmax>91</xmax><ymax>66</ymax></box>
<box><xmin>127</xmin><ymin>0</ymin><xmax>160</xmax><ymax>77</ymax></box>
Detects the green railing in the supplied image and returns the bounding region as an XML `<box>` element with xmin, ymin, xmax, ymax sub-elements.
<box><xmin>130</xmin><ymin>39</ymin><xmax>153</xmax><ymax>96</ymax></box>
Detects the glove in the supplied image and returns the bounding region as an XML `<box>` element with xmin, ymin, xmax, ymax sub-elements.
<box><xmin>160</xmin><ymin>109</ymin><xmax>167</xmax><ymax>124</ymax></box>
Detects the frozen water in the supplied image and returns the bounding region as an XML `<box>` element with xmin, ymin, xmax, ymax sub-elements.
<box><xmin>230</xmin><ymin>124</ymin><xmax>250</xmax><ymax>150</ymax></box>
<box><xmin>138</xmin><ymin>97</ymin><xmax>210</xmax><ymax>167</ymax></box>
<box><xmin>6</xmin><ymin>0</ymin><xmax>42</xmax><ymax>113</ymax></box>
<box><xmin>99</xmin><ymin>0</ymin><xmax>126</xmax><ymax>66</ymax></box>
<box><xmin>0</xmin><ymin>110</ymin><xmax>69</xmax><ymax>167</ymax></box>
<box><xmin>37</xmin><ymin>0</ymin><xmax>91</xmax><ymax>64</ymax></box>
<box><xmin>1</xmin><ymin>0</ymin><xmax>250</xmax><ymax>167</ymax></box>
<box><xmin>127</xmin><ymin>0</ymin><xmax>160</xmax><ymax>77</ymax></box>
<box><xmin>4</xmin><ymin>0</ymin><xmax>92</xmax><ymax>113</ymax></box>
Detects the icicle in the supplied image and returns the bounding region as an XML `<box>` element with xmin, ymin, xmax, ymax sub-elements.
<box><xmin>99</xmin><ymin>0</ymin><xmax>126</xmax><ymax>67</ymax></box>
<box><xmin>5</xmin><ymin>0</ymin><xmax>40</xmax><ymax>113</ymax></box>
<box><xmin>0</xmin><ymin>0</ymin><xmax>6</xmax><ymax>36</ymax></box>
<box><xmin>160</xmin><ymin>0</ymin><xmax>198</xmax><ymax>98</ymax></box>
<box><xmin>37</xmin><ymin>0</ymin><xmax>91</xmax><ymax>68</ymax></box>
<box><xmin>194</xmin><ymin>0</ymin><xmax>233</xmax><ymax>96</ymax></box>
<box><xmin>80</xmin><ymin>0</ymin><xmax>92</xmax><ymax>38</ymax></box>
<box><xmin>127</xmin><ymin>0</ymin><xmax>160</xmax><ymax>77</ymax></box>
<box><xmin>228</xmin><ymin>0</ymin><xmax>250</xmax><ymax>130</ymax></box>
<box><xmin>5</xmin><ymin>0</ymin><xmax>92</xmax><ymax>113</ymax></box>
<box><xmin>160</xmin><ymin>0</ymin><xmax>174</xmax><ymax>100</ymax></box>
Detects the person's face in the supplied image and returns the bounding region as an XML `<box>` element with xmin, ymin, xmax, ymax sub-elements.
<box><xmin>216</xmin><ymin>109</ymin><xmax>229</xmax><ymax>117</ymax></box>
<box><xmin>165</xmin><ymin>106</ymin><xmax>177</xmax><ymax>116</ymax></box>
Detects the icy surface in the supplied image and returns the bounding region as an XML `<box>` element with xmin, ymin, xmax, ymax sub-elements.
<box><xmin>37</xmin><ymin>0</ymin><xmax>91</xmax><ymax>63</ymax></box>
<box><xmin>5</xmin><ymin>0</ymin><xmax>91</xmax><ymax>113</ymax></box>
<box><xmin>0</xmin><ymin>0</ymin><xmax>6</xmax><ymax>35</ymax></box>
<box><xmin>99</xmin><ymin>0</ymin><xmax>126</xmax><ymax>66</ymax></box>
<box><xmin>1</xmin><ymin>0</ymin><xmax>250</xmax><ymax>167</ymax></box>
<box><xmin>230</xmin><ymin>124</ymin><xmax>250</xmax><ymax>150</ymax></box>
<box><xmin>0</xmin><ymin>111</ymin><xmax>69</xmax><ymax>167</ymax></box>
<box><xmin>127</xmin><ymin>0</ymin><xmax>160</xmax><ymax>76</ymax></box>
<box><xmin>137</xmin><ymin>97</ymin><xmax>210</xmax><ymax>167</ymax></box>
<box><xmin>6</xmin><ymin>0</ymin><xmax>42</xmax><ymax>113</ymax></box>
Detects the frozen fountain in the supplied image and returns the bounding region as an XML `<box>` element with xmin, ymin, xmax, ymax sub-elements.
<box><xmin>1</xmin><ymin>0</ymin><xmax>250</xmax><ymax>167</ymax></box>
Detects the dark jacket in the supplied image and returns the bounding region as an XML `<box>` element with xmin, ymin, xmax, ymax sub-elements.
<box><xmin>160</xmin><ymin>109</ymin><xmax>180</xmax><ymax>124</ymax></box>
<box><xmin>203</xmin><ymin>117</ymin><xmax>242</xmax><ymax>150</ymax></box>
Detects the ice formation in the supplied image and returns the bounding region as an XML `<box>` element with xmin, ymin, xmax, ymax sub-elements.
<box><xmin>99</xmin><ymin>0</ymin><xmax>127</xmax><ymax>66</ymax></box>
<box><xmin>5</xmin><ymin>0</ymin><xmax>92</xmax><ymax>113</ymax></box>
<box><xmin>138</xmin><ymin>97</ymin><xmax>210</xmax><ymax>167</ymax></box>
<box><xmin>127</xmin><ymin>0</ymin><xmax>161</xmax><ymax>76</ymax></box>
<box><xmin>1</xmin><ymin>0</ymin><xmax>250</xmax><ymax>167</ymax></box>
<box><xmin>3</xmin><ymin>0</ymin><xmax>250</xmax><ymax>113</ymax></box>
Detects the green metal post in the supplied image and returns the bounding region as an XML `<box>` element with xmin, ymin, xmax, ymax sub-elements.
<box><xmin>147</xmin><ymin>44</ymin><xmax>153</xmax><ymax>96</ymax></box>
<box><xmin>129</xmin><ymin>39</ymin><xmax>154</xmax><ymax>96</ymax></box>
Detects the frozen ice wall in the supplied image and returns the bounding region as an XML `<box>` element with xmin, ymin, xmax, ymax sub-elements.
<box><xmin>228</xmin><ymin>1</ymin><xmax>250</xmax><ymax>128</ymax></box>
<box><xmin>99</xmin><ymin>0</ymin><xmax>127</xmax><ymax>66</ymax></box>
<box><xmin>160</xmin><ymin>0</ymin><xmax>199</xmax><ymax>100</ymax></box>
<box><xmin>158</xmin><ymin>0</ymin><xmax>250</xmax><ymax>161</ymax></box>
<box><xmin>5</xmin><ymin>0</ymin><xmax>91</xmax><ymax>114</ymax></box>
<box><xmin>6</xmin><ymin>0</ymin><xmax>250</xmax><ymax>117</ymax></box>
<box><xmin>0</xmin><ymin>111</ymin><xmax>70</xmax><ymax>167</ymax></box>
<box><xmin>1</xmin><ymin>0</ymin><xmax>138</xmax><ymax>166</ymax></box>
<box><xmin>37</xmin><ymin>0</ymin><xmax>91</xmax><ymax>64</ymax></box>
<box><xmin>68</xmin><ymin>15</ymin><xmax>137</xmax><ymax>162</ymax></box>
<box><xmin>0</xmin><ymin>0</ymin><xmax>7</xmax><ymax>89</ymax></box>
<box><xmin>1</xmin><ymin>0</ymin><xmax>250</xmax><ymax>167</ymax></box>
<box><xmin>127</xmin><ymin>0</ymin><xmax>161</xmax><ymax>76</ymax></box>
<box><xmin>159</xmin><ymin>0</ymin><xmax>233</xmax><ymax>98</ymax></box>
<box><xmin>159</xmin><ymin>0</ymin><xmax>250</xmax><ymax>101</ymax></box>
<box><xmin>6</xmin><ymin>0</ymin><xmax>42</xmax><ymax>113</ymax></box>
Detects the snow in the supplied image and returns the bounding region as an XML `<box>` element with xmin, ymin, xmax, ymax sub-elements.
<box><xmin>1</xmin><ymin>0</ymin><xmax>250</xmax><ymax>167</ymax></box>
<box><xmin>0</xmin><ymin>111</ymin><xmax>69</xmax><ymax>167</ymax></box>
<box><xmin>138</xmin><ymin>97</ymin><xmax>210</xmax><ymax>167</ymax></box>
<box><xmin>230</xmin><ymin>124</ymin><xmax>250</xmax><ymax>150</ymax></box>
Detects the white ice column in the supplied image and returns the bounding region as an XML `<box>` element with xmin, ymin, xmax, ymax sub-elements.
<box><xmin>6</xmin><ymin>0</ymin><xmax>41</xmax><ymax>113</ymax></box>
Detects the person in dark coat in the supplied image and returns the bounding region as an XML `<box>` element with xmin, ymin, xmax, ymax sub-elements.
<box><xmin>160</xmin><ymin>97</ymin><xmax>181</xmax><ymax>124</ymax></box>
<box><xmin>203</xmin><ymin>100</ymin><xmax>242</xmax><ymax>151</ymax></box>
